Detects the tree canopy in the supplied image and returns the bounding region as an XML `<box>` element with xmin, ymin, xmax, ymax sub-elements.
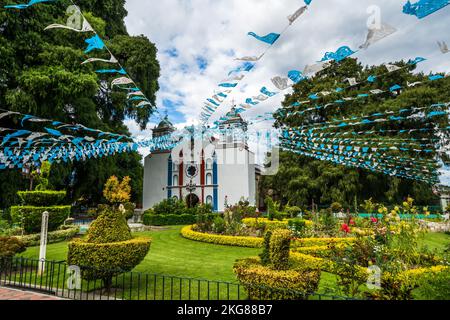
<box><xmin>261</xmin><ymin>58</ymin><xmax>449</xmax><ymax>209</ymax></box>
<box><xmin>0</xmin><ymin>0</ymin><xmax>160</xmax><ymax>208</ymax></box>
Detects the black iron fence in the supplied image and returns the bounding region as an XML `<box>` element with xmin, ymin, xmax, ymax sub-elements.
<box><xmin>0</xmin><ymin>257</ymin><xmax>354</xmax><ymax>300</ymax></box>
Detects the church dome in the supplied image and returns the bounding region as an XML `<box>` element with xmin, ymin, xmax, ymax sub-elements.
<box><xmin>152</xmin><ymin>115</ymin><xmax>175</xmax><ymax>139</ymax></box>
<box><xmin>156</xmin><ymin>116</ymin><xmax>174</xmax><ymax>130</ymax></box>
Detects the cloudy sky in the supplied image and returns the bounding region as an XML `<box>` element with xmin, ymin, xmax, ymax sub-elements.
<box><xmin>123</xmin><ymin>0</ymin><xmax>450</xmax><ymax>182</ymax></box>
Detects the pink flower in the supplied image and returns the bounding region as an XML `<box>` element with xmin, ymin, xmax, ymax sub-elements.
<box><xmin>349</xmin><ymin>219</ymin><xmax>355</xmax><ymax>225</ymax></box>
<box><xmin>370</xmin><ymin>217</ymin><xmax>378</xmax><ymax>223</ymax></box>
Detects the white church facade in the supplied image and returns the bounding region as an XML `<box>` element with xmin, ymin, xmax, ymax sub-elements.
<box><xmin>143</xmin><ymin>108</ymin><xmax>261</xmax><ymax>212</ymax></box>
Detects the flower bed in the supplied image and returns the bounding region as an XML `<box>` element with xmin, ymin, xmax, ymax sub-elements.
<box><xmin>180</xmin><ymin>225</ymin><xmax>263</xmax><ymax>248</ymax></box>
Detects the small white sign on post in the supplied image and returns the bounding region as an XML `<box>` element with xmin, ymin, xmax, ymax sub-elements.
<box><xmin>38</xmin><ymin>211</ymin><xmax>49</xmax><ymax>276</ymax></box>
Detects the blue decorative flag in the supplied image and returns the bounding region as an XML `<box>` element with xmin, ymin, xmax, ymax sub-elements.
<box><xmin>320</xmin><ymin>46</ymin><xmax>356</xmax><ymax>62</ymax></box>
<box><xmin>389</xmin><ymin>84</ymin><xmax>402</xmax><ymax>92</ymax></box>
<box><xmin>308</xmin><ymin>94</ymin><xmax>319</xmax><ymax>100</ymax></box>
<box><xmin>408</xmin><ymin>56</ymin><xmax>427</xmax><ymax>64</ymax></box>
<box><xmin>367</xmin><ymin>75</ymin><xmax>377</xmax><ymax>83</ymax></box>
<box><xmin>128</xmin><ymin>96</ymin><xmax>146</xmax><ymax>101</ymax></box>
<box><xmin>288</xmin><ymin>70</ymin><xmax>306</xmax><ymax>84</ymax></box>
<box><xmin>403</xmin><ymin>0</ymin><xmax>450</xmax><ymax>19</ymax></box>
<box><xmin>260</xmin><ymin>87</ymin><xmax>277</xmax><ymax>97</ymax></box>
<box><xmin>247</xmin><ymin>32</ymin><xmax>281</xmax><ymax>45</ymax></box>
<box><xmin>2</xmin><ymin>130</ymin><xmax>30</xmax><ymax>145</ymax></box>
<box><xmin>207</xmin><ymin>99</ymin><xmax>220</xmax><ymax>107</ymax></box>
<box><xmin>429</xmin><ymin>74</ymin><xmax>444</xmax><ymax>80</ymax></box>
<box><xmin>228</xmin><ymin>62</ymin><xmax>254</xmax><ymax>76</ymax></box>
<box><xmin>304</xmin><ymin>0</ymin><xmax>312</xmax><ymax>4</ymax></box>
<box><xmin>84</xmin><ymin>35</ymin><xmax>105</xmax><ymax>53</ymax></box>
<box><xmin>96</xmin><ymin>68</ymin><xmax>126</xmax><ymax>75</ymax></box>
<box><xmin>245</xmin><ymin>98</ymin><xmax>258</xmax><ymax>106</ymax></box>
<box><xmin>335</xmin><ymin>87</ymin><xmax>343</xmax><ymax>93</ymax></box>
<box><xmin>219</xmin><ymin>83</ymin><xmax>238</xmax><ymax>88</ymax></box>
<box><xmin>44</xmin><ymin>128</ymin><xmax>62</xmax><ymax>136</ymax></box>
<box><xmin>4</xmin><ymin>0</ymin><xmax>54</xmax><ymax>9</ymax></box>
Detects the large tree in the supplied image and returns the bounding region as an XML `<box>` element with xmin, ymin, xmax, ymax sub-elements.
<box><xmin>0</xmin><ymin>0</ymin><xmax>160</xmax><ymax>208</ymax></box>
<box><xmin>261</xmin><ymin>58</ymin><xmax>449</xmax><ymax>209</ymax></box>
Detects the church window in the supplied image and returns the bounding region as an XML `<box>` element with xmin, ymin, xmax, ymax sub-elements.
<box><xmin>173</xmin><ymin>175</ymin><xmax>178</xmax><ymax>186</ymax></box>
<box><xmin>206</xmin><ymin>159</ymin><xmax>213</xmax><ymax>170</ymax></box>
<box><xmin>206</xmin><ymin>195</ymin><xmax>213</xmax><ymax>205</ymax></box>
<box><xmin>206</xmin><ymin>173</ymin><xmax>212</xmax><ymax>185</ymax></box>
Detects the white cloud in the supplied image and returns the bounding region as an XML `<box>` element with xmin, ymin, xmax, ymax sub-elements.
<box><xmin>124</xmin><ymin>0</ymin><xmax>450</xmax><ymax>180</ymax></box>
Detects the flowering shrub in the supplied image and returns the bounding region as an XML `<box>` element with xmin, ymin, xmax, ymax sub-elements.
<box><xmin>103</xmin><ymin>176</ymin><xmax>131</xmax><ymax>205</ymax></box>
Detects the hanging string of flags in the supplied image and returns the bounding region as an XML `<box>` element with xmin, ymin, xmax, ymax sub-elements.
<box><xmin>4</xmin><ymin>0</ymin><xmax>155</xmax><ymax>111</ymax></box>
<box><xmin>199</xmin><ymin>0</ymin><xmax>314</xmax><ymax>123</ymax></box>
<box><xmin>217</xmin><ymin>1</ymin><xmax>450</xmax><ymax>124</ymax></box>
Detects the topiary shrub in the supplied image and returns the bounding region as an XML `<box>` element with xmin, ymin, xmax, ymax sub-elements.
<box><xmin>85</xmin><ymin>209</ymin><xmax>131</xmax><ymax>244</ymax></box>
<box><xmin>269</xmin><ymin>229</ymin><xmax>292</xmax><ymax>271</ymax></box>
<box><xmin>233</xmin><ymin>258</ymin><xmax>321</xmax><ymax>300</ymax></box>
<box><xmin>68</xmin><ymin>207</ymin><xmax>151</xmax><ymax>291</ymax></box>
<box><xmin>259</xmin><ymin>230</ymin><xmax>272</xmax><ymax>266</ymax></box>
<box><xmin>17</xmin><ymin>191</ymin><xmax>66</xmax><ymax>206</ymax></box>
<box><xmin>10</xmin><ymin>206</ymin><xmax>71</xmax><ymax>233</ymax></box>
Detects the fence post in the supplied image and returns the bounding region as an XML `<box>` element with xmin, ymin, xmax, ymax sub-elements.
<box><xmin>38</xmin><ymin>211</ymin><xmax>49</xmax><ymax>276</ymax></box>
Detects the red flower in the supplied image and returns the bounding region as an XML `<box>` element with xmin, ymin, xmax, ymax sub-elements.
<box><xmin>370</xmin><ymin>217</ymin><xmax>378</xmax><ymax>223</ymax></box>
<box><xmin>349</xmin><ymin>219</ymin><xmax>355</xmax><ymax>225</ymax></box>
<box><xmin>340</xmin><ymin>223</ymin><xmax>350</xmax><ymax>233</ymax></box>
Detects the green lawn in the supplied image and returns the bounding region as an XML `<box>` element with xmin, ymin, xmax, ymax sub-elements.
<box><xmin>19</xmin><ymin>227</ymin><xmax>450</xmax><ymax>296</ymax></box>
<box><xmin>21</xmin><ymin>226</ymin><xmax>260</xmax><ymax>283</ymax></box>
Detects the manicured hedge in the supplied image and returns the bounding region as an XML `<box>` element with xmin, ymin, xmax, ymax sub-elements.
<box><xmin>15</xmin><ymin>227</ymin><xmax>79</xmax><ymax>247</ymax></box>
<box><xmin>292</xmin><ymin>236</ymin><xmax>356</xmax><ymax>248</ymax></box>
<box><xmin>17</xmin><ymin>191</ymin><xmax>66</xmax><ymax>206</ymax></box>
<box><xmin>143</xmin><ymin>214</ymin><xmax>197</xmax><ymax>226</ymax></box>
<box><xmin>181</xmin><ymin>225</ymin><xmax>263</xmax><ymax>248</ymax></box>
<box><xmin>233</xmin><ymin>257</ymin><xmax>321</xmax><ymax>300</ymax></box>
<box><xmin>67</xmin><ymin>237</ymin><xmax>151</xmax><ymax>280</ymax></box>
<box><xmin>10</xmin><ymin>206</ymin><xmax>71</xmax><ymax>233</ymax></box>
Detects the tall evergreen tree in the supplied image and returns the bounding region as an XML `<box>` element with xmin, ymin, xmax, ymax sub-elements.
<box><xmin>0</xmin><ymin>0</ymin><xmax>160</xmax><ymax>208</ymax></box>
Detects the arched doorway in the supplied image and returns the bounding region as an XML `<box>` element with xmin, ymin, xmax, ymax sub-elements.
<box><xmin>186</xmin><ymin>193</ymin><xmax>200</xmax><ymax>208</ymax></box>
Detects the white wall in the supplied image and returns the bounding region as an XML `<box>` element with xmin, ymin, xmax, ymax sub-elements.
<box><xmin>143</xmin><ymin>152</ymin><xmax>170</xmax><ymax>211</ymax></box>
<box><xmin>216</xmin><ymin>146</ymin><xmax>256</xmax><ymax>211</ymax></box>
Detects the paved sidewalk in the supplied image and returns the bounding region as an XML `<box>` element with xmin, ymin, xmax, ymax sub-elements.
<box><xmin>0</xmin><ymin>286</ymin><xmax>64</xmax><ymax>300</ymax></box>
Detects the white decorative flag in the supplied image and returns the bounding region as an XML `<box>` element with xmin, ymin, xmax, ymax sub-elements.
<box><xmin>111</xmin><ymin>77</ymin><xmax>133</xmax><ymax>87</ymax></box>
<box><xmin>370</xmin><ymin>89</ymin><xmax>384</xmax><ymax>94</ymax></box>
<box><xmin>234</xmin><ymin>53</ymin><xmax>265</xmax><ymax>62</ymax></box>
<box><xmin>81</xmin><ymin>55</ymin><xmax>118</xmax><ymax>65</ymax></box>
<box><xmin>407</xmin><ymin>81</ymin><xmax>422</xmax><ymax>87</ymax></box>
<box><xmin>271</xmin><ymin>76</ymin><xmax>290</xmax><ymax>90</ymax></box>
<box><xmin>253</xmin><ymin>94</ymin><xmax>268</xmax><ymax>102</ymax></box>
<box><xmin>288</xmin><ymin>6</ymin><xmax>307</xmax><ymax>25</ymax></box>
<box><xmin>45</xmin><ymin>6</ymin><xmax>93</xmax><ymax>33</ymax></box>
<box><xmin>359</xmin><ymin>23</ymin><xmax>397</xmax><ymax>50</ymax></box>
<box><xmin>437</xmin><ymin>41</ymin><xmax>449</xmax><ymax>54</ymax></box>
<box><xmin>303</xmin><ymin>61</ymin><xmax>331</xmax><ymax>75</ymax></box>
<box><xmin>346</xmin><ymin>78</ymin><xmax>357</xmax><ymax>86</ymax></box>
<box><xmin>384</xmin><ymin>64</ymin><xmax>401</xmax><ymax>72</ymax></box>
